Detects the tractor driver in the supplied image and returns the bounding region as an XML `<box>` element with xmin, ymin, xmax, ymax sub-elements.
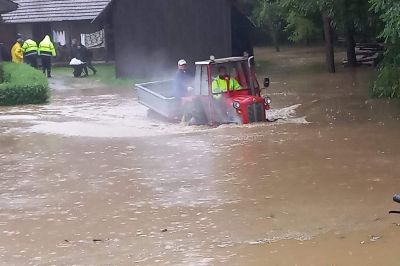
<box><xmin>211</xmin><ymin>66</ymin><xmax>241</xmax><ymax>98</ymax></box>
<box><xmin>211</xmin><ymin>66</ymin><xmax>242</xmax><ymax>123</ymax></box>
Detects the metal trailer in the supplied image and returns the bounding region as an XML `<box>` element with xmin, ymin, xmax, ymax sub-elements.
<box><xmin>135</xmin><ymin>80</ymin><xmax>182</xmax><ymax>120</ymax></box>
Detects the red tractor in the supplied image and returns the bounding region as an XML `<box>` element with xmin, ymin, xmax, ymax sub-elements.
<box><xmin>136</xmin><ymin>56</ymin><xmax>271</xmax><ymax>125</ymax></box>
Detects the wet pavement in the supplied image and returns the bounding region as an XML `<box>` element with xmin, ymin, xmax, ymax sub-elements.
<box><xmin>1</xmin><ymin>47</ymin><xmax>400</xmax><ymax>265</ymax></box>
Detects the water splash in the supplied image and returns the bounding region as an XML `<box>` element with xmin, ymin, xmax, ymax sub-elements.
<box><xmin>266</xmin><ymin>104</ymin><xmax>309</xmax><ymax>124</ymax></box>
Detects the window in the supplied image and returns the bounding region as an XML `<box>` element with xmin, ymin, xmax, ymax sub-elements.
<box><xmin>195</xmin><ymin>65</ymin><xmax>210</xmax><ymax>96</ymax></box>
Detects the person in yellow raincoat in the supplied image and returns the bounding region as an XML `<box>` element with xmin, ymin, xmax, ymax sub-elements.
<box><xmin>11</xmin><ymin>38</ymin><xmax>24</xmax><ymax>63</ymax></box>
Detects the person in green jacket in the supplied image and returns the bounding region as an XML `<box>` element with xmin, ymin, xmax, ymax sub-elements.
<box><xmin>211</xmin><ymin>66</ymin><xmax>242</xmax><ymax>99</ymax></box>
<box><xmin>38</xmin><ymin>35</ymin><xmax>56</xmax><ymax>78</ymax></box>
<box><xmin>211</xmin><ymin>66</ymin><xmax>242</xmax><ymax>123</ymax></box>
<box><xmin>22</xmin><ymin>39</ymin><xmax>38</xmax><ymax>68</ymax></box>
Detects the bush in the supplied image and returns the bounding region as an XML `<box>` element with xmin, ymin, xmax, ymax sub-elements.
<box><xmin>0</xmin><ymin>62</ymin><xmax>49</xmax><ymax>106</ymax></box>
<box><xmin>370</xmin><ymin>45</ymin><xmax>400</xmax><ymax>98</ymax></box>
<box><xmin>369</xmin><ymin>0</ymin><xmax>400</xmax><ymax>98</ymax></box>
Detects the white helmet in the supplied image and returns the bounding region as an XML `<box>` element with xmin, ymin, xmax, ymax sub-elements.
<box><xmin>178</xmin><ymin>59</ymin><xmax>187</xmax><ymax>66</ymax></box>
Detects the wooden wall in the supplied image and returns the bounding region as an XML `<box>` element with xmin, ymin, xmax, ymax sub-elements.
<box><xmin>112</xmin><ymin>0</ymin><xmax>232</xmax><ymax>78</ymax></box>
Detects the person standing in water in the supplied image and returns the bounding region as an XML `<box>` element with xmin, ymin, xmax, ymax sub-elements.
<box><xmin>77</xmin><ymin>44</ymin><xmax>96</xmax><ymax>76</ymax></box>
<box><xmin>38</xmin><ymin>35</ymin><xmax>56</xmax><ymax>78</ymax></box>
<box><xmin>174</xmin><ymin>59</ymin><xmax>192</xmax><ymax>98</ymax></box>
<box><xmin>22</xmin><ymin>39</ymin><xmax>38</xmax><ymax>68</ymax></box>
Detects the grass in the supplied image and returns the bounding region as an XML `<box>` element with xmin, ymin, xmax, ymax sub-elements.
<box><xmin>53</xmin><ymin>64</ymin><xmax>144</xmax><ymax>86</ymax></box>
<box><xmin>0</xmin><ymin>62</ymin><xmax>49</xmax><ymax>106</ymax></box>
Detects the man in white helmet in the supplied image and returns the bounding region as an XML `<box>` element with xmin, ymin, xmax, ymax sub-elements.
<box><xmin>174</xmin><ymin>59</ymin><xmax>193</xmax><ymax>98</ymax></box>
<box><xmin>173</xmin><ymin>59</ymin><xmax>203</xmax><ymax>124</ymax></box>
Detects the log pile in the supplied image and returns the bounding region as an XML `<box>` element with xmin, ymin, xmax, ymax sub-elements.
<box><xmin>343</xmin><ymin>43</ymin><xmax>385</xmax><ymax>67</ymax></box>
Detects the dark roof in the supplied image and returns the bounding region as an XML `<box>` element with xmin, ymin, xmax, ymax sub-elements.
<box><xmin>92</xmin><ymin>0</ymin><xmax>114</xmax><ymax>23</ymax></box>
<box><xmin>0</xmin><ymin>0</ymin><xmax>17</xmax><ymax>14</ymax></box>
<box><xmin>2</xmin><ymin>0</ymin><xmax>111</xmax><ymax>23</ymax></box>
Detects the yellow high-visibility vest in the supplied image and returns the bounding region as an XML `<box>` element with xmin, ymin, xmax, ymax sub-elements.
<box><xmin>38</xmin><ymin>35</ymin><xmax>56</xmax><ymax>57</ymax></box>
<box><xmin>22</xmin><ymin>39</ymin><xmax>38</xmax><ymax>56</ymax></box>
<box><xmin>212</xmin><ymin>76</ymin><xmax>241</xmax><ymax>95</ymax></box>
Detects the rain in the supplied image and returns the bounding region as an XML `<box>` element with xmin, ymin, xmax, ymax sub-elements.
<box><xmin>1</xmin><ymin>0</ymin><xmax>400</xmax><ymax>265</ymax></box>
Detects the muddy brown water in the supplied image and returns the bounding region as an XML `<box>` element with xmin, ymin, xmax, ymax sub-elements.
<box><xmin>1</xmin><ymin>47</ymin><xmax>400</xmax><ymax>265</ymax></box>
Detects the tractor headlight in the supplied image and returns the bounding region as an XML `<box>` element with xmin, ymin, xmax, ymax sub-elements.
<box><xmin>264</xmin><ymin>97</ymin><xmax>272</xmax><ymax>105</ymax></box>
<box><xmin>233</xmin><ymin>101</ymin><xmax>241</xmax><ymax>109</ymax></box>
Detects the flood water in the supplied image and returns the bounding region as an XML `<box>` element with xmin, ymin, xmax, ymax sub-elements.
<box><xmin>1</xmin><ymin>47</ymin><xmax>400</xmax><ymax>265</ymax></box>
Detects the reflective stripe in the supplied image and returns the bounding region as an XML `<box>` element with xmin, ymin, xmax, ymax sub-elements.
<box><xmin>39</xmin><ymin>45</ymin><xmax>53</xmax><ymax>52</ymax></box>
<box><xmin>24</xmin><ymin>47</ymin><xmax>38</xmax><ymax>53</ymax></box>
<box><xmin>22</xmin><ymin>40</ymin><xmax>38</xmax><ymax>54</ymax></box>
<box><xmin>24</xmin><ymin>51</ymin><xmax>37</xmax><ymax>57</ymax></box>
<box><xmin>39</xmin><ymin>51</ymin><xmax>52</xmax><ymax>57</ymax></box>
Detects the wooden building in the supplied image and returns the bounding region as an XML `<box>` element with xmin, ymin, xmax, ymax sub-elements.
<box><xmin>95</xmin><ymin>0</ymin><xmax>254</xmax><ymax>78</ymax></box>
<box><xmin>0</xmin><ymin>0</ymin><xmax>17</xmax><ymax>62</ymax></box>
<box><xmin>0</xmin><ymin>0</ymin><xmax>111</xmax><ymax>61</ymax></box>
<box><xmin>0</xmin><ymin>0</ymin><xmax>17</xmax><ymax>14</ymax></box>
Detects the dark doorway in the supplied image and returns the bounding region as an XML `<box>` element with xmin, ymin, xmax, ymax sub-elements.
<box><xmin>231</xmin><ymin>6</ymin><xmax>254</xmax><ymax>56</ymax></box>
<box><xmin>33</xmin><ymin>23</ymin><xmax>51</xmax><ymax>42</ymax></box>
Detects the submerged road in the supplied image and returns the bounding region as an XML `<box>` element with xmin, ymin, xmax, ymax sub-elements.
<box><xmin>1</xmin><ymin>47</ymin><xmax>400</xmax><ymax>265</ymax></box>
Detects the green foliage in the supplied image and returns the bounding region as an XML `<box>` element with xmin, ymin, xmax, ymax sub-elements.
<box><xmin>279</xmin><ymin>0</ymin><xmax>333</xmax><ymax>15</ymax></box>
<box><xmin>251</xmin><ymin>0</ymin><xmax>287</xmax><ymax>48</ymax></box>
<box><xmin>252</xmin><ymin>0</ymin><xmax>325</xmax><ymax>45</ymax></box>
<box><xmin>252</xmin><ymin>0</ymin><xmax>284</xmax><ymax>28</ymax></box>
<box><xmin>285</xmin><ymin>12</ymin><xmax>321</xmax><ymax>42</ymax></box>
<box><xmin>264</xmin><ymin>0</ymin><xmax>376</xmax><ymax>42</ymax></box>
<box><xmin>0</xmin><ymin>62</ymin><xmax>49</xmax><ymax>106</ymax></box>
<box><xmin>370</xmin><ymin>65</ymin><xmax>400</xmax><ymax>98</ymax></box>
<box><xmin>369</xmin><ymin>0</ymin><xmax>400</xmax><ymax>98</ymax></box>
<box><xmin>370</xmin><ymin>0</ymin><xmax>400</xmax><ymax>43</ymax></box>
<box><xmin>370</xmin><ymin>45</ymin><xmax>400</xmax><ymax>98</ymax></box>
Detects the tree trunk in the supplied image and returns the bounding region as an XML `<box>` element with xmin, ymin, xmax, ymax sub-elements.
<box><xmin>274</xmin><ymin>40</ymin><xmax>280</xmax><ymax>52</ymax></box>
<box><xmin>342</xmin><ymin>0</ymin><xmax>357</xmax><ymax>67</ymax></box>
<box><xmin>270</xmin><ymin>27</ymin><xmax>280</xmax><ymax>52</ymax></box>
<box><xmin>272</xmin><ymin>34</ymin><xmax>280</xmax><ymax>52</ymax></box>
<box><xmin>322</xmin><ymin>12</ymin><xmax>335</xmax><ymax>73</ymax></box>
<box><xmin>345</xmin><ymin>26</ymin><xmax>357</xmax><ymax>67</ymax></box>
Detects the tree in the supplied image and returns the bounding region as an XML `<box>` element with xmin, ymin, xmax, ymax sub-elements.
<box><xmin>285</xmin><ymin>12</ymin><xmax>321</xmax><ymax>45</ymax></box>
<box><xmin>280</xmin><ymin>0</ymin><xmax>337</xmax><ymax>72</ymax></box>
<box><xmin>280</xmin><ymin>0</ymin><xmax>375</xmax><ymax>71</ymax></box>
<box><xmin>252</xmin><ymin>0</ymin><xmax>286</xmax><ymax>52</ymax></box>
<box><xmin>369</xmin><ymin>0</ymin><xmax>400</xmax><ymax>98</ymax></box>
<box><xmin>247</xmin><ymin>0</ymin><xmax>376</xmax><ymax>72</ymax></box>
<box><xmin>340</xmin><ymin>0</ymin><xmax>358</xmax><ymax>66</ymax></box>
<box><xmin>334</xmin><ymin>0</ymin><xmax>373</xmax><ymax>66</ymax></box>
